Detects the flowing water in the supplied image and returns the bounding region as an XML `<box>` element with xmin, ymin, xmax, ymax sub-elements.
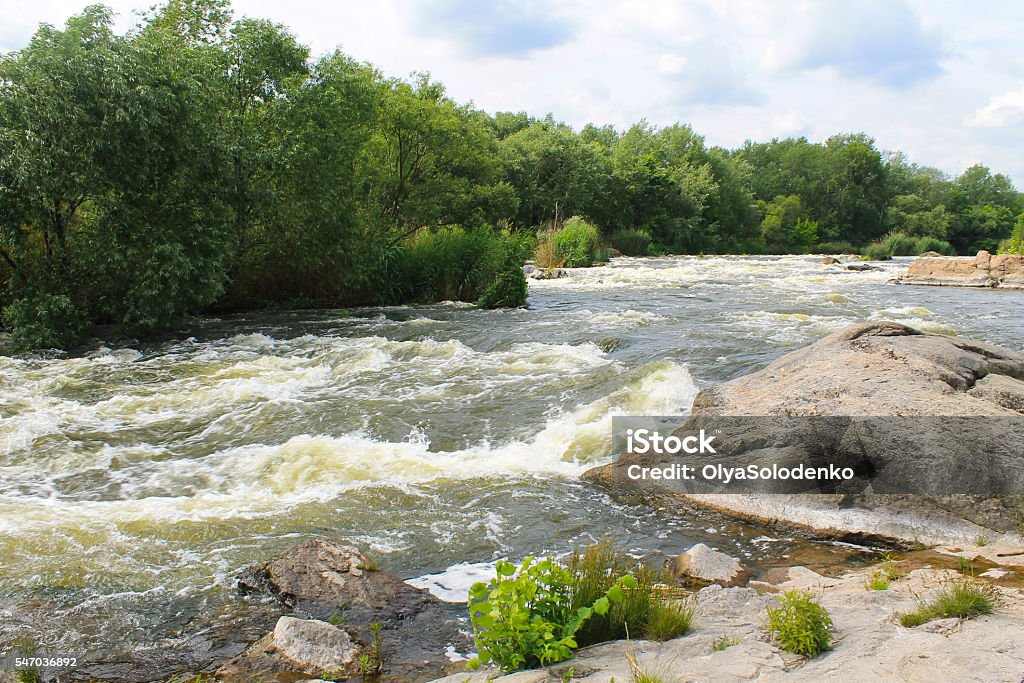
<box><xmin>1</xmin><ymin>255</ymin><xmax>1023</xmax><ymax>673</ymax></box>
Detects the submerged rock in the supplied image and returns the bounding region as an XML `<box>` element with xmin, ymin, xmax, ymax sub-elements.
<box><xmin>894</xmin><ymin>250</ymin><xmax>1024</xmax><ymax>288</ymax></box>
<box><xmin>672</xmin><ymin>543</ymin><xmax>749</xmax><ymax>587</ymax></box>
<box><xmin>222</xmin><ymin>538</ymin><xmax>469</xmax><ymax>682</ymax></box>
<box><xmin>585</xmin><ymin>322</ymin><xmax>1024</xmax><ymax>545</ymax></box>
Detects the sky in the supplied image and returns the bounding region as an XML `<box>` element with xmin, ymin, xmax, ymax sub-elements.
<box><xmin>2</xmin><ymin>0</ymin><xmax>1023</xmax><ymax>186</ymax></box>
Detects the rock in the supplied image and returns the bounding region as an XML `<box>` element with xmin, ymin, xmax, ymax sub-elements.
<box><xmin>979</xmin><ymin>568</ymin><xmax>1012</xmax><ymax>579</ymax></box>
<box><xmin>820</xmin><ymin>257</ymin><xmax>840</xmax><ymax>264</ymax></box>
<box><xmin>524</xmin><ymin>266</ymin><xmax>567</xmax><ymax>280</ymax></box>
<box><xmin>920</xmin><ymin>250</ymin><xmax>944</xmax><ymax>257</ymax></box>
<box><xmin>917</xmin><ymin>617</ymin><xmax>962</xmax><ymax>634</ymax></box>
<box><xmin>672</xmin><ymin>543</ymin><xmax>749</xmax><ymax>586</ymax></box>
<box><xmin>895</xmin><ymin>250</ymin><xmax>1024</xmax><ymax>288</ymax></box>
<box><xmin>220</xmin><ymin>617</ymin><xmax>357</xmax><ymax>679</ymax></box>
<box><xmin>844</xmin><ymin>262</ymin><xmax>879</xmax><ymax>271</ymax></box>
<box><xmin>608</xmin><ymin>247</ymin><xmax>623</xmax><ymax>258</ymax></box>
<box><xmin>584</xmin><ymin>322</ymin><xmax>1024</xmax><ymax>545</ymax></box>
<box><xmin>224</xmin><ymin>538</ymin><xmax>469</xmax><ymax>682</ymax></box>
<box><xmin>426</xmin><ymin>567</ymin><xmax>1024</xmax><ymax>683</ymax></box>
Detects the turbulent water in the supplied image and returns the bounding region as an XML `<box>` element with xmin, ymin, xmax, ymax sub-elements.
<box><xmin>2</xmin><ymin>255</ymin><xmax>1023</xmax><ymax>670</ymax></box>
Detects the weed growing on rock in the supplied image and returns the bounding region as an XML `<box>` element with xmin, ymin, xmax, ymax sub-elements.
<box><xmin>764</xmin><ymin>590</ymin><xmax>833</xmax><ymax>658</ymax></box>
<box><xmin>712</xmin><ymin>635</ymin><xmax>740</xmax><ymax>651</ymax></box>
<box><xmin>356</xmin><ymin>622</ymin><xmax>384</xmax><ymax>676</ymax></box>
<box><xmin>865</xmin><ymin>570</ymin><xmax>890</xmax><ymax>591</ymax></box>
<box><xmin>645</xmin><ymin>598</ymin><xmax>697</xmax><ymax>640</ymax></box>
<box><xmin>897</xmin><ymin>579</ymin><xmax>1000</xmax><ymax>627</ymax></box>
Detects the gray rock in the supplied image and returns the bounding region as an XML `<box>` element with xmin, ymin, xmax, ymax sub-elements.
<box><xmin>672</xmin><ymin>543</ymin><xmax>749</xmax><ymax>587</ymax></box>
<box><xmin>584</xmin><ymin>322</ymin><xmax>1024</xmax><ymax>545</ymax></box>
<box><xmin>265</xmin><ymin>617</ymin><xmax>357</xmax><ymax>675</ymax></box>
<box><xmin>225</xmin><ymin>538</ymin><xmax>469</xmax><ymax>682</ymax></box>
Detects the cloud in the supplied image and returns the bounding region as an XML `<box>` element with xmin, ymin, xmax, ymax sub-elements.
<box><xmin>966</xmin><ymin>84</ymin><xmax>1024</xmax><ymax>127</ymax></box>
<box><xmin>410</xmin><ymin>0</ymin><xmax>575</xmax><ymax>58</ymax></box>
<box><xmin>772</xmin><ymin>0</ymin><xmax>946</xmax><ymax>88</ymax></box>
<box><xmin>656</xmin><ymin>43</ymin><xmax>765</xmax><ymax>107</ymax></box>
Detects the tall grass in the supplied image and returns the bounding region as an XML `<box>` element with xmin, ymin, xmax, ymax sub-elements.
<box><xmin>609</xmin><ymin>229</ymin><xmax>652</xmax><ymax>256</ymax></box>
<box><xmin>567</xmin><ymin>539</ymin><xmax>692</xmax><ymax>646</ymax></box>
<box><xmin>381</xmin><ymin>226</ymin><xmax>529</xmax><ymax>307</ymax></box>
<box><xmin>897</xmin><ymin>579</ymin><xmax>999</xmax><ymax>627</ymax></box>
<box><xmin>535</xmin><ymin>216</ymin><xmax>606</xmax><ymax>268</ymax></box>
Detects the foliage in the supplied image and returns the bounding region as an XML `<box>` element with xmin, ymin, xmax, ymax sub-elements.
<box><xmin>764</xmin><ymin>590</ymin><xmax>833</xmax><ymax>658</ymax></box>
<box><xmin>1</xmin><ymin>1</ymin><xmax>1021</xmax><ymax>349</ymax></box>
<box><xmin>897</xmin><ymin>579</ymin><xmax>999</xmax><ymax>627</ymax></box>
<box><xmin>860</xmin><ymin>242</ymin><xmax>893</xmax><ymax>261</ymax></box>
<box><xmin>644</xmin><ymin>599</ymin><xmax>697</xmax><ymax>640</ymax></box>
<box><xmin>814</xmin><ymin>241</ymin><xmax>858</xmax><ymax>254</ymax></box>
<box><xmin>2</xmin><ymin>293</ymin><xmax>88</xmax><ymax>351</ymax></box>
<box><xmin>479</xmin><ymin>232</ymin><xmax>531</xmax><ymax>309</ymax></box>
<box><xmin>998</xmin><ymin>212</ymin><xmax>1024</xmax><ymax>255</ymax></box>
<box><xmin>864</xmin><ymin>570</ymin><xmax>890</xmax><ymax>591</ymax></box>
<box><xmin>609</xmin><ymin>229</ymin><xmax>652</xmax><ymax>256</ymax></box>
<box><xmin>356</xmin><ymin>622</ymin><xmax>384</xmax><ymax>676</ymax></box>
<box><xmin>467</xmin><ymin>556</ymin><xmax>637</xmax><ymax>672</ymax></box>
<box><xmin>712</xmin><ymin>635</ymin><xmax>740</xmax><ymax>651</ymax></box>
<box><xmin>552</xmin><ymin>216</ymin><xmax>604</xmax><ymax>268</ymax></box>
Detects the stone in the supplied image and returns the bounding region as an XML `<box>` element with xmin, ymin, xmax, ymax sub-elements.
<box><xmin>672</xmin><ymin>543</ymin><xmax>749</xmax><ymax>586</ymax></box>
<box><xmin>895</xmin><ymin>250</ymin><xmax>1024</xmax><ymax>288</ymax></box>
<box><xmin>224</xmin><ymin>538</ymin><xmax>469</xmax><ymax>682</ymax></box>
<box><xmin>266</xmin><ymin>617</ymin><xmax>357</xmax><ymax>675</ymax></box>
<box><xmin>584</xmin><ymin>322</ymin><xmax>1024</xmax><ymax>545</ymax></box>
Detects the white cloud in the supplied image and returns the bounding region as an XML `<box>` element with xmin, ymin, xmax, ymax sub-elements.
<box><xmin>966</xmin><ymin>84</ymin><xmax>1024</xmax><ymax>128</ymax></box>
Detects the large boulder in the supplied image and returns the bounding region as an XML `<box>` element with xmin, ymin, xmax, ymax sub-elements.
<box><xmin>220</xmin><ymin>538</ymin><xmax>470</xmax><ymax>682</ymax></box>
<box><xmin>585</xmin><ymin>322</ymin><xmax>1024</xmax><ymax>545</ymax></box>
<box><xmin>895</xmin><ymin>250</ymin><xmax>1024</xmax><ymax>289</ymax></box>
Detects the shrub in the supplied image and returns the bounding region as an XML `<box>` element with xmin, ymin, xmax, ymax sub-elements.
<box><xmin>609</xmin><ymin>229</ymin><xmax>652</xmax><ymax>256</ymax></box>
<box><xmin>2</xmin><ymin>292</ymin><xmax>88</xmax><ymax>352</ymax></box>
<box><xmin>997</xmin><ymin>212</ymin><xmax>1024</xmax><ymax>255</ymax></box>
<box><xmin>479</xmin><ymin>233</ymin><xmax>530</xmax><ymax>309</ymax></box>
<box><xmin>883</xmin><ymin>231</ymin><xmax>919</xmax><ymax>256</ymax></box>
<box><xmin>467</xmin><ymin>556</ymin><xmax>636</xmax><ymax>672</ymax></box>
<box><xmin>534</xmin><ymin>231</ymin><xmax>564</xmax><ymax>268</ymax></box>
<box><xmin>552</xmin><ymin>216</ymin><xmax>603</xmax><ymax>268</ymax></box>
<box><xmin>860</xmin><ymin>242</ymin><xmax>893</xmax><ymax>261</ymax></box>
<box><xmin>896</xmin><ymin>579</ymin><xmax>999</xmax><ymax>627</ymax></box>
<box><xmin>764</xmin><ymin>590</ymin><xmax>833</xmax><ymax>658</ymax></box>
<box><xmin>914</xmin><ymin>236</ymin><xmax>956</xmax><ymax>256</ymax></box>
<box><xmin>814</xmin><ymin>241</ymin><xmax>858</xmax><ymax>255</ymax></box>
<box><xmin>382</xmin><ymin>226</ymin><xmax>528</xmax><ymax>308</ymax></box>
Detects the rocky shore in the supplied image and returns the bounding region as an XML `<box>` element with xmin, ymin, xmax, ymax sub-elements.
<box><xmin>585</xmin><ymin>321</ymin><xmax>1024</xmax><ymax>546</ymax></box>
<box><xmin>893</xmin><ymin>250</ymin><xmax>1024</xmax><ymax>288</ymax></box>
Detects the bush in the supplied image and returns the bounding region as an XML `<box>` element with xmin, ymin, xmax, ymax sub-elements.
<box><xmin>2</xmin><ymin>293</ymin><xmax>88</xmax><ymax>352</ymax></box>
<box><xmin>764</xmin><ymin>590</ymin><xmax>833</xmax><ymax>658</ymax></box>
<box><xmin>608</xmin><ymin>229</ymin><xmax>652</xmax><ymax>256</ymax></box>
<box><xmin>998</xmin><ymin>212</ymin><xmax>1024</xmax><ymax>255</ymax></box>
<box><xmin>479</xmin><ymin>233</ymin><xmax>530</xmax><ymax>309</ymax></box>
<box><xmin>467</xmin><ymin>556</ymin><xmax>635</xmax><ymax>672</ymax></box>
<box><xmin>550</xmin><ymin>216</ymin><xmax>604</xmax><ymax>268</ymax></box>
<box><xmin>814</xmin><ymin>241</ymin><xmax>858</xmax><ymax>255</ymax></box>
<box><xmin>860</xmin><ymin>241</ymin><xmax>893</xmax><ymax>261</ymax></box>
<box><xmin>914</xmin><ymin>236</ymin><xmax>956</xmax><ymax>256</ymax></box>
<box><xmin>382</xmin><ymin>227</ymin><xmax>528</xmax><ymax>307</ymax></box>
<box><xmin>897</xmin><ymin>579</ymin><xmax>999</xmax><ymax>627</ymax></box>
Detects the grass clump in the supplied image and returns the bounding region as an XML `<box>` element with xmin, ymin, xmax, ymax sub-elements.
<box><xmin>896</xmin><ymin>579</ymin><xmax>999</xmax><ymax>627</ymax></box>
<box><xmin>865</xmin><ymin>570</ymin><xmax>890</xmax><ymax>591</ymax></box>
<box><xmin>712</xmin><ymin>635</ymin><xmax>740</xmax><ymax>651</ymax></box>
<box><xmin>764</xmin><ymin>590</ymin><xmax>833</xmax><ymax>658</ymax></box>
<box><xmin>609</xmin><ymin>229</ymin><xmax>652</xmax><ymax>256</ymax></box>
<box><xmin>567</xmin><ymin>539</ymin><xmax>693</xmax><ymax>646</ymax></box>
<box><xmin>860</xmin><ymin>241</ymin><xmax>893</xmax><ymax>261</ymax></box>
<box><xmin>535</xmin><ymin>216</ymin><xmax>605</xmax><ymax>268</ymax></box>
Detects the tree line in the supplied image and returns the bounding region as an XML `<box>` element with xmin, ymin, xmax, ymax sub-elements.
<box><xmin>2</xmin><ymin>0</ymin><xmax>1022</xmax><ymax>350</ymax></box>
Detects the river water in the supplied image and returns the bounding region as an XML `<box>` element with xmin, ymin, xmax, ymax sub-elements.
<box><xmin>1</xmin><ymin>255</ymin><xmax>1022</xmax><ymax>671</ymax></box>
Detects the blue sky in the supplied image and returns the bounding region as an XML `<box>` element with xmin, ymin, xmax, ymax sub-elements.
<box><xmin>2</xmin><ymin>0</ymin><xmax>1023</xmax><ymax>185</ymax></box>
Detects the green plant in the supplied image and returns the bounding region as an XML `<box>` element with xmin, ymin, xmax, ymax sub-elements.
<box><xmin>549</xmin><ymin>216</ymin><xmax>603</xmax><ymax>268</ymax></box>
<box><xmin>997</xmin><ymin>212</ymin><xmax>1024</xmax><ymax>255</ymax></box>
<box><xmin>712</xmin><ymin>635</ymin><xmax>740</xmax><ymax>651</ymax></box>
<box><xmin>567</xmin><ymin>539</ymin><xmax>682</xmax><ymax>647</ymax></box>
<box><xmin>358</xmin><ymin>558</ymin><xmax>381</xmax><ymax>572</ymax></box>
<box><xmin>467</xmin><ymin>556</ymin><xmax>636</xmax><ymax>672</ymax></box>
<box><xmin>479</xmin><ymin>232</ymin><xmax>531</xmax><ymax>309</ymax></box>
<box><xmin>878</xmin><ymin>553</ymin><xmax>907</xmax><ymax>581</ymax></box>
<box><xmin>2</xmin><ymin>292</ymin><xmax>88</xmax><ymax>352</ymax></box>
<box><xmin>327</xmin><ymin>607</ymin><xmax>346</xmax><ymax>626</ymax></box>
<box><xmin>914</xmin><ymin>236</ymin><xmax>956</xmax><ymax>255</ymax></box>
<box><xmin>860</xmin><ymin>241</ymin><xmax>893</xmax><ymax>261</ymax></box>
<box><xmin>609</xmin><ymin>229</ymin><xmax>652</xmax><ymax>256</ymax></box>
<box><xmin>644</xmin><ymin>599</ymin><xmax>697</xmax><ymax>640</ymax></box>
<box><xmin>814</xmin><ymin>241</ymin><xmax>858</xmax><ymax>254</ymax></box>
<box><xmin>865</xmin><ymin>570</ymin><xmax>890</xmax><ymax>591</ymax></box>
<box><xmin>897</xmin><ymin>579</ymin><xmax>999</xmax><ymax>627</ymax></box>
<box><xmin>764</xmin><ymin>590</ymin><xmax>833</xmax><ymax>658</ymax></box>
<box><xmin>561</xmin><ymin>667</ymin><xmax>575</xmax><ymax>682</ymax></box>
<box><xmin>625</xmin><ymin>650</ymin><xmax>670</xmax><ymax>683</ymax></box>
<box><xmin>356</xmin><ymin>622</ymin><xmax>384</xmax><ymax>676</ymax></box>
<box><xmin>975</xmin><ymin>535</ymin><xmax>989</xmax><ymax>547</ymax></box>
<box><xmin>957</xmin><ymin>557</ymin><xmax>974</xmax><ymax>575</ymax></box>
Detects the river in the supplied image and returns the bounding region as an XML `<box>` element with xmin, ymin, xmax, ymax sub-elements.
<box><xmin>1</xmin><ymin>255</ymin><xmax>1022</xmax><ymax>674</ymax></box>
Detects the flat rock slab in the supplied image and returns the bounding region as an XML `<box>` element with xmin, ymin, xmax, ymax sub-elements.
<box><xmin>428</xmin><ymin>566</ymin><xmax>1024</xmax><ymax>683</ymax></box>
<box><xmin>672</xmin><ymin>543</ymin><xmax>749</xmax><ymax>587</ymax></box>
<box><xmin>585</xmin><ymin>321</ymin><xmax>1024</xmax><ymax>545</ymax></box>
<box><xmin>894</xmin><ymin>250</ymin><xmax>1024</xmax><ymax>289</ymax></box>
